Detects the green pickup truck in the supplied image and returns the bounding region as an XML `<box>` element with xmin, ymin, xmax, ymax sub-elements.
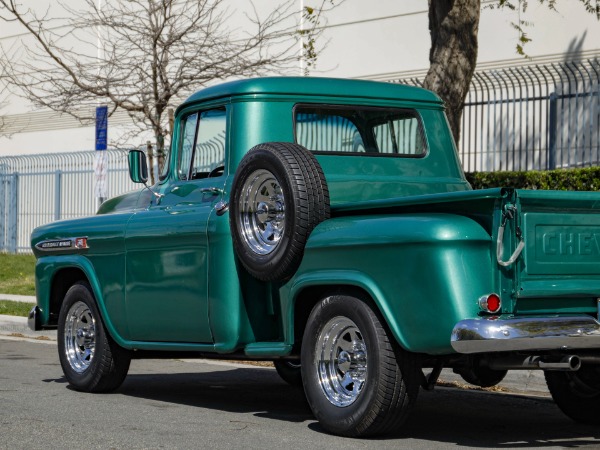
<box><xmin>30</xmin><ymin>77</ymin><xmax>600</xmax><ymax>437</ymax></box>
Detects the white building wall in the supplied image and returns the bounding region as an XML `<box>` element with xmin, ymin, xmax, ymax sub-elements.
<box><xmin>0</xmin><ymin>0</ymin><xmax>599</xmax><ymax>156</ymax></box>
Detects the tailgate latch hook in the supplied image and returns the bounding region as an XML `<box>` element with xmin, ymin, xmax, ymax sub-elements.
<box><xmin>497</xmin><ymin>205</ymin><xmax>525</xmax><ymax>267</ymax></box>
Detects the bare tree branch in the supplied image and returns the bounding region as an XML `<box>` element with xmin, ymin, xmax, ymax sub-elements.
<box><xmin>0</xmin><ymin>0</ymin><xmax>340</xmax><ymax>180</ymax></box>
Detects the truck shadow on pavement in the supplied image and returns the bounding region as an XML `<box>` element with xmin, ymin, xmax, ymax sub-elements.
<box><xmin>394</xmin><ymin>387</ymin><xmax>600</xmax><ymax>447</ymax></box>
<box><xmin>116</xmin><ymin>365</ymin><xmax>600</xmax><ymax>447</ymax></box>
<box><xmin>119</xmin><ymin>367</ymin><xmax>313</xmax><ymax>423</ymax></box>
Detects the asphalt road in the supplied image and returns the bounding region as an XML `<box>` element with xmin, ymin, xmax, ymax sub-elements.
<box><xmin>2</xmin><ymin>337</ymin><xmax>600</xmax><ymax>449</ymax></box>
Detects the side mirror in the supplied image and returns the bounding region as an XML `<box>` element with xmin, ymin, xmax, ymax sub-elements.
<box><xmin>128</xmin><ymin>150</ymin><xmax>148</xmax><ymax>184</ymax></box>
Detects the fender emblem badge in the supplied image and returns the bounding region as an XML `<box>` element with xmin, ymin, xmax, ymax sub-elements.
<box><xmin>74</xmin><ymin>237</ymin><xmax>88</xmax><ymax>249</ymax></box>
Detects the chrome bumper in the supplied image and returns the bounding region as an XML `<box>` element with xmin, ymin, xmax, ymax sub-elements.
<box><xmin>451</xmin><ymin>315</ymin><xmax>600</xmax><ymax>354</ymax></box>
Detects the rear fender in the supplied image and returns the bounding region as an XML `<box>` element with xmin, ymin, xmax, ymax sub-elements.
<box><xmin>286</xmin><ymin>213</ymin><xmax>494</xmax><ymax>355</ymax></box>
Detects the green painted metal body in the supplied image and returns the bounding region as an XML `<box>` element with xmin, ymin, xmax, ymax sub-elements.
<box><xmin>30</xmin><ymin>77</ymin><xmax>600</xmax><ymax>357</ymax></box>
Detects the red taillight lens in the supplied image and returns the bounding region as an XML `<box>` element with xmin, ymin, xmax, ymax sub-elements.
<box><xmin>479</xmin><ymin>293</ymin><xmax>501</xmax><ymax>313</ymax></box>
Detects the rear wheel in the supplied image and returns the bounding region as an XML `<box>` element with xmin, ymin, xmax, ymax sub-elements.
<box><xmin>301</xmin><ymin>294</ymin><xmax>419</xmax><ymax>437</ymax></box>
<box><xmin>274</xmin><ymin>360</ymin><xmax>303</xmax><ymax>387</ymax></box>
<box><xmin>455</xmin><ymin>359</ymin><xmax>507</xmax><ymax>388</ymax></box>
<box><xmin>57</xmin><ymin>282</ymin><xmax>131</xmax><ymax>393</ymax></box>
<box><xmin>545</xmin><ymin>367</ymin><xmax>600</xmax><ymax>424</ymax></box>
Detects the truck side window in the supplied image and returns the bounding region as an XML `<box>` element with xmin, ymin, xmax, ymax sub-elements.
<box><xmin>178</xmin><ymin>112</ymin><xmax>199</xmax><ymax>180</ymax></box>
<box><xmin>178</xmin><ymin>108</ymin><xmax>227</xmax><ymax>180</ymax></box>
<box><xmin>191</xmin><ymin>109</ymin><xmax>226</xmax><ymax>179</ymax></box>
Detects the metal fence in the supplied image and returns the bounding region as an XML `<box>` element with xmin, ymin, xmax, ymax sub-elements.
<box><xmin>395</xmin><ymin>58</ymin><xmax>600</xmax><ymax>172</ymax></box>
<box><xmin>2</xmin><ymin>59</ymin><xmax>599</xmax><ymax>254</ymax></box>
<box><xmin>0</xmin><ymin>150</ymin><xmax>137</xmax><ymax>253</ymax></box>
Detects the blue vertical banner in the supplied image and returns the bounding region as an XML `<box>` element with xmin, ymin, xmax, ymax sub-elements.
<box><xmin>95</xmin><ymin>105</ymin><xmax>108</xmax><ymax>151</ymax></box>
<box><xmin>95</xmin><ymin>106</ymin><xmax>109</xmax><ymax>202</ymax></box>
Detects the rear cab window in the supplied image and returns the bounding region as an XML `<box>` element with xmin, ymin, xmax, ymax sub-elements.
<box><xmin>294</xmin><ymin>105</ymin><xmax>427</xmax><ymax>157</ymax></box>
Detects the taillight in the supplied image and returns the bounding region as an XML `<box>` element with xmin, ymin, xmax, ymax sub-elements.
<box><xmin>479</xmin><ymin>293</ymin><xmax>501</xmax><ymax>313</ymax></box>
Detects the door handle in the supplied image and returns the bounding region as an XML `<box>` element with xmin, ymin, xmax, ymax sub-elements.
<box><xmin>200</xmin><ymin>187</ymin><xmax>223</xmax><ymax>195</ymax></box>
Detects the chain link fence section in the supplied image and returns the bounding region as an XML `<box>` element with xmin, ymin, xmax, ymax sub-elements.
<box><xmin>394</xmin><ymin>58</ymin><xmax>600</xmax><ymax>172</ymax></box>
<box><xmin>0</xmin><ymin>150</ymin><xmax>137</xmax><ymax>253</ymax></box>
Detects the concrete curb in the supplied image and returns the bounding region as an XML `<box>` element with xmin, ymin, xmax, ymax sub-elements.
<box><xmin>0</xmin><ymin>314</ymin><xmax>56</xmax><ymax>340</ymax></box>
<box><xmin>0</xmin><ymin>294</ymin><xmax>36</xmax><ymax>303</ymax></box>
<box><xmin>438</xmin><ymin>368</ymin><xmax>549</xmax><ymax>397</ymax></box>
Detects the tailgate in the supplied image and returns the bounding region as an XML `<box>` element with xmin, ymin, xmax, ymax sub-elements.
<box><xmin>515</xmin><ymin>189</ymin><xmax>600</xmax><ymax>303</ymax></box>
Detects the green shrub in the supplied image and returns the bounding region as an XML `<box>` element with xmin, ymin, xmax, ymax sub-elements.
<box><xmin>466</xmin><ymin>167</ymin><xmax>600</xmax><ymax>191</ymax></box>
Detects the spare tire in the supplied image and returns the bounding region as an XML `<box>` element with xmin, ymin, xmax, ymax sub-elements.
<box><xmin>230</xmin><ymin>142</ymin><xmax>330</xmax><ymax>282</ymax></box>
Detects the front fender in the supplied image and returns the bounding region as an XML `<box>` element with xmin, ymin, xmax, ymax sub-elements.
<box><xmin>36</xmin><ymin>255</ymin><xmax>129</xmax><ymax>345</ymax></box>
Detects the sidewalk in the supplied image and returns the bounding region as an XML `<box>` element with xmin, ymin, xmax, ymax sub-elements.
<box><xmin>0</xmin><ymin>293</ymin><xmax>36</xmax><ymax>303</ymax></box>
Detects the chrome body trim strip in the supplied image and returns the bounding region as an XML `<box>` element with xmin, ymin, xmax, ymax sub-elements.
<box><xmin>35</xmin><ymin>237</ymin><xmax>89</xmax><ymax>252</ymax></box>
<box><xmin>451</xmin><ymin>315</ymin><xmax>600</xmax><ymax>354</ymax></box>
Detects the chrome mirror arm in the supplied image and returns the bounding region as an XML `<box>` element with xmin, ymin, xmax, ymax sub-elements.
<box><xmin>143</xmin><ymin>183</ymin><xmax>164</xmax><ymax>204</ymax></box>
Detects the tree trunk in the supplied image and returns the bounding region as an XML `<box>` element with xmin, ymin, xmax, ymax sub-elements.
<box><xmin>146</xmin><ymin>141</ymin><xmax>155</xmax><ymax>185</ymax></box>
<box><xmin>423</xmin><ymin>0</ymin><xmax>480</xmax><ymax>146</ymax></box>
<box><xmin>156</xmin><ymin>132</ymin><xmax>165</xmax><ymax>179</ymax></box>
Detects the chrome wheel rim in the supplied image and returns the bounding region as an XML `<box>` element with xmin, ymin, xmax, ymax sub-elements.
<box><xmin>64</xmin><ymin>301</ymin><xmax>96</xmax><ymax>373</ymax></box>
<box><xmin>316</xmin><ymin>316</ymin><xmax>368</xmax><ymax>407</ymax></box>
<box><xmin>239</xmin><ymin>169</ymin><xmax>285</xmax><ymax>255</ymax></box>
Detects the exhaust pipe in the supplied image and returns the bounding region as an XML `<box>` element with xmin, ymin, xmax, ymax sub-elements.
<box><xmin>538</xmin><ymin>355</ymin><xmax>581</xmax><ymax>371</ymax></box>
<box><xmin>487</xmin><ymin>355</ymin><xmax>581</xmax><ymax>372</ymax></box>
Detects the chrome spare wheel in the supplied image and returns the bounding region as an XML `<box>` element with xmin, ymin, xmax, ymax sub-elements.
<box><xmin>239</xmin><ymin>169</ymin><xmax>286</xmax><ymax>255</ymax></box>
<box><xmin>63</xmin><ymin>300</ymin><xmax>96</xmax><ymax>373</ymax></box>
<box><xmin>316</xmin><ymin>316</ymin><xmax>368</xmax><ymax>407</ymax></box>
<box><xmin>230</xmin><ymin>143</ymin><xmax>329</xmax><ymax>282</ymax></box>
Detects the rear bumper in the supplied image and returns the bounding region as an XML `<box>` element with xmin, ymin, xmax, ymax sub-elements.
<box><xmin>451</xmin><ymin>315</ymin><xmax>600</xmax><ymax>354</ymax></box>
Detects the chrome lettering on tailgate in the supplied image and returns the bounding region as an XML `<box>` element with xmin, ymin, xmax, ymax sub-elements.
<box><xmin>541</xmin><ymin>229</ymin><xmax>600</xmax><ymax>257</ymax></box>
<box><xmin>525</xmin><ymin>213</ymin><xmax>600</xmax><ymax>275</ymax></box>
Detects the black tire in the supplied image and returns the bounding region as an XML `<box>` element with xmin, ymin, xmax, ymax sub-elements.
<box><xmin>455</xmin><ymin>361</ymin><xmax>508</xmax><ymax>388</ymax></box>
<box><xmin>301</xmin><ymin>295</ymin><xmax>420</xmax><ymax>437</ymax></box>
<box><xmin>230</xmin><ymin>142</ymin><xmax>329</xmax><ymax>282</ymax></box>
<box><xmin>57</xmin><ymin>282</ymin><xmax>131</xmax><ymax>393</ymax></box>
<box><xmin>274</xmin><ymin>360</ymin><xmax>303</xmax><ymax>387</ymax></box>
<box><xmin>545</xmin><ymin>367</ymin><xmax>600</xmax><ymax>424</ymax></box>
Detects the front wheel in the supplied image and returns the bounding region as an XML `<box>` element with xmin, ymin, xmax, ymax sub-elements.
<box><xmin>545</xmin><ymin>367</ymin><xmax>600</xmax><ymax>424</ymax></box>
<box><xmin>301</xmin><ymin>295</ymin><xmax>419</xmax><ymax>437</ymax></box>
<box><xmin>57</xmin><ymin>282</ymin><xmax>131</xmax><ymax>392</ymax></box>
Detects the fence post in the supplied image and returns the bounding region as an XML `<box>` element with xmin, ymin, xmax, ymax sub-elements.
<box><xmin>0</xmin><ymin>174</ymin><xmax>5</xmax><ymax>252</ymax></box>
<box><xmin>55</xmin><ymin>169</ymin><xmax>62</xmax><ymax>221</ymax></box>
<box><xmin>8</xmin><ymin>173</ymin><xmax>18</xmax><ymax>253</ymax></box>
<box><xmin>548</xmin><ymin>92</ymin><xmax>558</xmax><ymax>170</ymax></box>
